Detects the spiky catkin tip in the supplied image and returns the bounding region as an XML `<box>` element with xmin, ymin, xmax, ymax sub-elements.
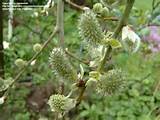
<box><xmin>49</xmin><ymin>48</ymin><xmax>77</xmax><ymax>81</ymax></box>
<box><xmin>78</xmin><ymin>10</ymin><xmax>104</xmax><ymax>45</ymax></box>
<box><xmin>48</xmin><ymin>94</ymin><xmax>76</xmax><ymax>112</ymax></box>
<box><xmin>96</xmin><ymin>69</ymin><xmax>125</xmax><ymax>96</ymax></box>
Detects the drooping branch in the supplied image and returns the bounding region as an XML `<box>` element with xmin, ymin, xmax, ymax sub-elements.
<box><xmin>2</xmin><ymin>0</ymin><xmax>68</xmax><ymax>99</ymax></box>
<box><xmin>3</xmin><ymin>28</ymin><xmax>58</xmax><ymax>98</ymax></box>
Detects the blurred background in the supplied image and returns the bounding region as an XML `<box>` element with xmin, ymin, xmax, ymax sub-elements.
<box><xmin>0</xmin><ymin>0</ymin><xmax>160</xmax><ymax>120</ymax></box>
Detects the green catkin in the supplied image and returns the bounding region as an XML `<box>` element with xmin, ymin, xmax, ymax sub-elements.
<box><xmin>14</xmin><ymin>58</ymin><xmax>26</xmax><ymax>68</ymax></box>
<box><xmin>49</xmin><ymin>48</ymin><xmax>77</xmax><ymax>81</ymax></box>
<box><xmin>48</xmin><ymin>94</ymin><xmax>76</xmax><ymax>112</ymax></box>
<box><xmin>48</xmin><ymin>94</ymin><xmax>66</xmax><ymax>112</ymax></box>
<box><xmin>93</xmin><ymin>3</ymin><xmax>103</xmax><ymax>13</ymax></box>
<box><xmin>78</xmin><ymin>10</ymin><xmax>104</xmax><ymax>45</ymax></box>
<box><xmin>96</xmin><ymin>69</ymin><xmax>125</xmax><ymax>95</ymax></box>
<box><xmin>101</xmin><ymin>7</ymin><xmax>109</xmax><ymax>17</ymax></box>
<box><xmin>33</xmin><ymin>43</ymin><xmax>42</xmax><ymax>52</ymax></box>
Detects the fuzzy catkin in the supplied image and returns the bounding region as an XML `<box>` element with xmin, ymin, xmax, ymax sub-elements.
<box><xmin>49</xmin><ymin>48</ymin><xmax>77</xmax><ymax>81</ymax></box>
<box><xmin>78</xmin><ymin>10</ymin><xmax>104</xmax><ymax>45</ymax></box>
<box><xmin>48</xmin><ymin>94</ymin><xmax>76</xmax><ymax>112</ymax></box>
<box><xmin>48</xmin><ymin>94</ymin><xmax>65</xmax><ymax>112</ymax></box>
<box><xmin>96</xmin><ymin>69</ymin><xmax>125</xmax><ymax>95</ymax></box>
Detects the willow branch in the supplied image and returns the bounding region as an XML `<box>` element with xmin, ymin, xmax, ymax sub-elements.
<box><xmin>65</xmin><ymin>50</ymin><xmax>89</xmax><ymax>65</ymax></box>
<box><xmin>111</xmin><ymin>0</ymin><xmax>122</xmax><ymax>7</ymax></box>
<box><xmin>74</xmin><ymin>80</ymin><xmax>86</xmax><ymax>107</ymax></box>
<box><xmin>152</xmin><ymin>0</ymin><xmax>160</xmax><ymax>11</ymax></box>
<box><xmin>3</xmin><ymin>28</ymin><xmax>58</xmax><ymax>98</ymax></box>
<box><xmin>66</xmin><ymin>0</ymin><xmax>118</xmax><ymax>22</ymax></box>
<box><xmin>97</xmin><ymin>45</ymin><xmax>112</xmax><ymax>72</ymax></box>
<box><xmin>113</xmin><ymin>0</ymin><xmax>135</xmax><ymax>38</ymax></box>
<box><xmin>74</xmin><ymin>1</ymin><xmax>135</xmax><ymax>107</ymax></box>
<box><xmin>102</xmin><ymin>16</ymin><xmax>119</xmax><ymax>21</ymax></box>
<box><xmin>56</xmin><ymin>0</ymin><xmax>65</xmax><ymax>96</ymax></box>
<box><xmin>65</xmin><ymin>0</ymin><xmax>85</xmax><ymax>11</ymax></box>
<box><xmin>75</xmin><ymin>0</ymin><xmax>136</xmax><ymax>107</ymax></box>
<box><xmin>57</xmin><ymin>0</ymin><xmax>64</xmax><ymax>48</ymax></box>
<box><xmin>98</xmin><ymin>0</ymin><xmax>135</xmax><ymax>73</ymax></box>
<box><xmin>76</xmin><ymin>86</ymin><xmax>86</xmax><ymax>106</ymax></box>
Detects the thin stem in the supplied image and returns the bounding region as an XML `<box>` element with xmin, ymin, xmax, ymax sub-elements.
<box><xmin>3</xmin><ymin>28</ymin><xmax>58</xmax><ymax>98</ymax></box>
<box><xmin>55</xmin><ymin>112</ymin><xmax>59</xmax><ymax>120</ymax></box>
<box><xmin>98</xmin><ymin>0</ymin><xmax>135</xmax><ymax>73</ymax></box>
<box><xmin>113</xmin><ymin>0</ymin><xmax>135</xmax><ymax>38</ymax></box>
<box><xmin>147</xmin><ymin>105</ymin><xmax>159</xmax><ymax>117</ymax></box>
<box><xmin>65</xmin><ymin>1</ymin><xmax>118</xmax><ymax>22</ymax></box>
<box><xmin>56</xmin><ymin>0</ymin><xmax>65</xmax><ymax>97</ymax></box>
<box><xmin>76</xmin><ymin>86</ymin><xmax>86</xmax><ymax>107</ymax></box>
<box><xmin>150</xmin><ymin>0</ymin><xmax>160</xmax><ymax>23</ymax></box>
<box><xmin>57</xmin><ymin>0</ymin><xmax>64</xmax><ymax>48</ymax></box>
<box><xmin>156</xmin><ymin>115</ymin><xmax>160</xmax><ymax>120</ymax></box>
<box><xmin>111</xmin><ymin>0</ymin><xmax>122</xmax><ymax>8</ymax></box>
<box><xmin>75</xmin><ymin>80</ymin><xmax>86</xmax><ymax>106</ymax></box>
<box><xmin>152</xmin><ymin>0</ymin><xmax>160</xmax><ymax>11</ymax></box>
<box><xmin>100</xmin><ymin>0</ymin><xmax>112</xmax><ymax>10</ymax></box>
<box><xmin>66</xmin><ymin>0</ymin><xmax>118</xmax><ymax>22</ymax></box>
<box><xmin>65</xmin><ymin>50</ymin><xmax>89</xmax><ymax>65</ymax></box>
<box><xmin>154</xmin><ymin>80</ymin><xmax>160</xmax><ymax>96</ymax></box>
<box><xmin>102</xmin><ymin>16</ymin><xmax>119</xmax><ymax>21</ymax></box>
<box><xmin>65</xmin><ymin>0</ymin><xmax>85</xmax><ymax>11</ymax></box>
<box><xmin>152</xmin><ymin>0</ymin><xmax>156</xmax><ymax>10</ymax></box>
<box><xmin>154</xmin><ymin>1</ymin><xmax>160</xmax><ymax>10</ymax></box>
<box><xmin>97</xmin><ymin>45</ymin><xmax>112</xmax><ymax>72</ymax></box>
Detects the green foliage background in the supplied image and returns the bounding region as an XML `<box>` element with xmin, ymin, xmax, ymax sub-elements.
<box><xmin>0</xmin><ymin>0</ymin><xmax>160</xmax><ymax>120</ymax></box>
